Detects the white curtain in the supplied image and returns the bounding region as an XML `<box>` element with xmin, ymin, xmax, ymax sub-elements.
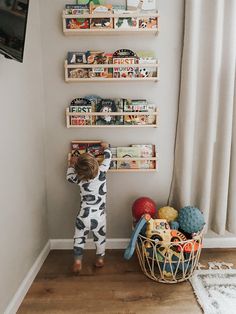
<box><xmin>169</xmin><ymin>0</ymin><xmax>236</xmax><ymax>234</ymax></box>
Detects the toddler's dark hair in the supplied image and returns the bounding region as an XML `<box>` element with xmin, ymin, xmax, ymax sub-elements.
<box><xmin>75</xmin><ymin>153</ymin><xmax>99</xmax><ymax>181</ymax></box>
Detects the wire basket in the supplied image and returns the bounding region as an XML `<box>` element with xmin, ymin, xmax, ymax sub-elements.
<box><xmin>135</xmin><ymin>233</ymin><xmax>203</xmax><ymax>283</ymax></box>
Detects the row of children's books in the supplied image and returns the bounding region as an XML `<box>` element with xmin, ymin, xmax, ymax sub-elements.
<box><xmin>68</xmin><ymin>97</ymin><xmax>156</xmax><ymax>125</ymax></box>
<box><xmin>70</xmin><ymin>142</ymin><xmax>156</xmax><ymax>170</ymax></box>
<box><xmin>66</xmin><ymin>49</ymin><xmax>157</xmax><ymax>79</ymax></box>
<box><xmin>65</xmin><ymin>1</ymin><xmax>157</xmax><ymax>31</ymax></box>
<box><xmin>65</xmin><ymin>0</ymin><xmax>157</xmax><ymax>15</ymax></box>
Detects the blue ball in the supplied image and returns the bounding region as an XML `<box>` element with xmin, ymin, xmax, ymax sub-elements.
<box><xmin>170</xmin><ymin>221</ymin><xmax>179</xmax><ymax>230</ymax></box>
<box><xmin>178</xmin><ymin>206</ymin><xmax>205</xmax><ymax>234</ymax></box>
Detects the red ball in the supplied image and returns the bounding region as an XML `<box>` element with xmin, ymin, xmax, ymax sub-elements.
<box><xmin>132</xmin><ymin>197</ymin><xmax>157</xmax><ymax>221</ymax></box>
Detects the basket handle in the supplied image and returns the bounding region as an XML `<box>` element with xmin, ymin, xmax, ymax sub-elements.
<box><xmin>124</xmin><ymin>214</ymin><xmax>150</xmax><ymax>260</ymax></box>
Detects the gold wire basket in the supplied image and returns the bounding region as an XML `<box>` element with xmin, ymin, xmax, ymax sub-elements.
<box><xmin>135</xmin><ymin>233</ymin><xmax>203</xmax><ymax>283</ymax></box>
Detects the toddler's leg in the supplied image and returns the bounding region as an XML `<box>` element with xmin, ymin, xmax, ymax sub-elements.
<box><xmin>92</xmin><ymin>213</ymin><xmax>106</xmax><ymax>267</ymax></box>
<box><xmin>73</xmin><ymin>214</ymin><xmax>90</xmax><ymax>273</ymax></box>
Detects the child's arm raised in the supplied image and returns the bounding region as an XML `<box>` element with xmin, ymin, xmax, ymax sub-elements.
<box><xmin>66</xmin><ymin>156</ymin><xmax>80</xmax><ymax>184</ymax></box>
<box><xmin>99</xmin><ymin>142</ymin><xmax>112</xmax><ymax>172</ymax></box>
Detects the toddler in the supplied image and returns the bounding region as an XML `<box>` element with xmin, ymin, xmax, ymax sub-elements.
<box><xmin>66</xmin><ymin>142</ymin><xmax>111</xmax><ymax>273</ymax></box>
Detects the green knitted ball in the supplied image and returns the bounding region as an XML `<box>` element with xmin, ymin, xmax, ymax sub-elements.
<box><xmin>178</xmin><ymin>206</ymin><xmax>205</xmax><ymax>234</ymax></box>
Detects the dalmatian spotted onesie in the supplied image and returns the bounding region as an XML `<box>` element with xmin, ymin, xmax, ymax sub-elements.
<box><xmin>66</xmin><ymin>149</ymin><xmax>111</xmax><ymax>259</ymax></box>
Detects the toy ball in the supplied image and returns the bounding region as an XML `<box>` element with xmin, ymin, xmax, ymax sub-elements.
<box><xmin>178</xmin><ymin>206</ymin><xmax>205</xmax><ymax>234</ymax></box>
<box><xmin>158</xmin><ymin>206</ymin><xmax>178</xmax><ymax>222</ymax></box>
<box><xmin>170</xmin><ymin>221</ymin><xmax>179</xmax><ymax>230</ymax></box>
<box><xmin>132</xmin><ymin>197</ymin><xmax>157</xmax><ymax>221</ymax></box>
<box><xmin>139</xmin><ymin>68</ymin><xmax>150</xmax><ymax>78</ymax></box>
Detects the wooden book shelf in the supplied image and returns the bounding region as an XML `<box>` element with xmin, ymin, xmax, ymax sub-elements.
<box><xmin>62</xmin><ymin>11</ymin><xmax>159</xmax><ymax>36</ymax></box>
<box><xmin>68</xmin><ymin>141</ymin><xmax>158</xmax><ymax>172</ymax></box>
<box><xmin>64</xmin><ymin>60</ymin><xmax>159</xmax><ymax>82</ymax></box>
<box><xmin>66</xmin><ymin>108</ymin><xmax>159</xmax><ymax>128</ymax></box>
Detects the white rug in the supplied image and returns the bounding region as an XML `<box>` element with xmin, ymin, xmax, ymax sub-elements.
<box><xmin>190</xmin><ymin>263</ymin><xmax>236</xmax><ymax>314</ymax></box>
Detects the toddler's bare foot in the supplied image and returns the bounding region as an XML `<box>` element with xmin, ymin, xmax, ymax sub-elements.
<box><xmin>94</xmin><ymin>257</ymin><xmax>105</xmax><ymax>268</ymax></box>
<box><xmin>73</xmin><ymin>260</ymin><xmax>82</xmax><ymax>274</ymax></box>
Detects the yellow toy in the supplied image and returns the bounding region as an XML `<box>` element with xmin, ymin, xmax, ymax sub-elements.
<box><xmin>158</xmin><ymin>206</ymin><xmax>178</xmax><ymax>222</ymax></box>
<box><xmin>146</xmin><ymin>218</ymin><xmax>172</xmax><ymax>243</ymax></box>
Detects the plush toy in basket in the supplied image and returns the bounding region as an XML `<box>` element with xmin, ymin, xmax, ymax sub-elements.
<box><xmin>124</xmin><ymin>198</ymin><xmax>205</xmax><ymax>283</ymax></box>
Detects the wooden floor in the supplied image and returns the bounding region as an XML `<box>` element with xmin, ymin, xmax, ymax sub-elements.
<box><xmin>18</xmin><ymin>248</ymin><xmax>236</xmax><ymax>314</ymax></box>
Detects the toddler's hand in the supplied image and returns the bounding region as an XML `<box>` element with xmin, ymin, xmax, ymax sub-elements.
<box><xmin>69</xmin><ymin>156</ymin><xmax>78</xmax><ymax>167</ymax></box>
<box><xmin>101</xmin><ymin>142</ymin><xmax>109</xmax><ymax>149</ymax></box>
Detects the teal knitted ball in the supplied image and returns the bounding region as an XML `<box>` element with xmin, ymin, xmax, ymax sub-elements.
<box><xmin>170</xmin><ymin>221</ymin><xmax>179</xmax><ymax>230</ymax></box>
<box><xmin>178</xmin><ymin>206</ymin><xmax>205</xmax><ymax>234</ymax></box>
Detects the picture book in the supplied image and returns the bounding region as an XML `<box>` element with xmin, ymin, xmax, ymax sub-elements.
<box><xmin>137</xmin><ymin>51</ymin><xmax>157</xmax><ymax>78</ymax></box>
<box><xmin>139</xmin><ymin>16</ymin><xmax>158</xmax><ymax>29</ymax></box>
<box><xmin>66</xmin><ymin>0</ymin><xmax>105</xmax><ymax>9</ymax></box>
<box><xmin>90</xmin><ymin>17</ymin><xmax>113</xmax><ymax>29</ymax></box>
<box><xmin>84</xmin><ymin>95</ymin><xmax>102</xmax><ymax>108</ymax></box>
<box><xmin>66</xmin><ymin>18</ymin><xmax>90</xmax><ymax>30</ymax></box>
<box><xmin>69</xmin><ymin>106</ymin><xmax>92</xmax><ymax>125</ymax></box>
<box><xmin>90</xmin><ymin>4</ymin><xmax>112</xmax><ymax>14</ymax></box>
<box><xmin>67</xmin><ymin>52</ymin><xmax>87</xmax><ymax>64</ymax></box>
<box><xmin>132</xmin><ymin>144</ymin><xmax>155</xmax><ymax>169</ymax></box>
<box><xmin>68</xmin><ymin>68</ymin><xmax>88</xmax><ymax>79</ymax></box>
<box><xmin>117</xmin><ymin>147</ymin><xmax>141</xmax><ymax>169</ymax></box>
<box><xmin>114</xmin><ymin>15</ymin><xmax>138</xmax><ymax>29</ymax></box>
<box><xmin>71</xmin><ymin>143</ymin><xmax>87</xmax><ymax>156</ymax></box>
<box><xmin>86</xmin><ymin>51</ymin><xmax>106</xmax><ymax>64</ymax></box>
<box><xmin>95</xmin><ymin>99</ymin><xmax>124</xmax><ymax>125</ymax></box>
<box><xmin>86</xmin><ymin>51</ymin><xmax>111</xmax><ymax>78</ymax></box>
<box><xmin>127</xmin><ymin>0</ymin><xmax>156</xmax><ymax>12</ymax></box>
<box><xmin>69</xmin><ymin>98</ymin><xmax>92</xmax><ymax>125</ymax></box>
<box><xmin>123</xmin><ymin>99</ymin><xmax>156</xmax><ymax>125</ymax></box>
<box><xmin>65</xmin><ymin>4</ymin><xmax>89</xmax><ymax>14</ymax></box>
<box><xmin>113</xmin><ymin>49</ymin><xmax>138</xmax><ymax>78</ymax></box>
<box><xmin>87</xmin><ymin>143</ymin><xmax>104</xmax><ymax>157</ymax></box>
<box><xmin>109</xmin><ymin>146</ymin><xmax>117</xmax><ymax>169</ymax></box>
<box><xmin>71</xmin><ymin>141</ymin><xmax>103</xmax><ymax>158</ymax></box>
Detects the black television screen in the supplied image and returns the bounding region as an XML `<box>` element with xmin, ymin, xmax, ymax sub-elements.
<box><xmin>0</xmin><ymin>0</ymin><xmax>29</xmax><ymax>62</ymax></box>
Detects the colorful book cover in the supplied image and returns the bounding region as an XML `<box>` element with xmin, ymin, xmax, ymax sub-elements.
<box><xmin>109</xmin><ymin>146</ymin><xmax>117</xmax><ymax>169</ymax></box>
<box><xmin>124</xmin><ymin>100</ymin><xmax>155</xmax><ymax>125</ymax></box>
<box><xmin>66</xmin><ymin>18</ymin><xmax>90</xmax><ymax>29</ymax></box>
<box><xmin>127</xmin><ymin>0</ymin><xmax>156</xmax><ymax>12</ymax></box>
<box><xmin>70</xmin><ymin>98</ymin><xmax>92</xmax><ymax>125</ymax></box>
<box><xmin>71</xmin><ymin>143</ymin><xmax>87</xmax><ymax>156</ymax></box>
<box><xmin>71</xmin><ymin>142</ymin><xmax>103</xmax><ymax>158</ymax></box>
<box><xmin>117</xmin><ymin>147</ymin><xmax>141</xmax><ymax>169</ymax></box>
<box><xmin>70</xmin><ymin>106</ymin><xmax>92</xmax><ymax>125</ymax></box>
<box><xmin>67</xmin><ymin>52</ymin><xmax>87</xmax><ymax>64</ymax></box>
<box><xmin>114</xmin><ymin>16</ymin><xmax>138</xmax><ymax>29</ymax></box>
<box><xmin>132</xmin><ymin>144</ymin><xmax>155</xmax><ymax>169</ymax></box>
<box><xmin>90</xmin><ymin>18</ymin><xmax>113</xmax><ymax>29</ymax></box>
<box><xmin>112</xmin><ymin>49</ymin><xmax>138</xmax><ymax>78</ymax></box>
<box><xmin>65</xmin><ymin>4</ymin><xmax>89</xmax><ymax>14</ymax></box>
<box><xmin>139</xmin><ymin>16</ymin><xmax>158</xmax><ymax>29</ymax></box>
<box><xmin>87</xmin><ymin>143</ymin><xmax>104</xmax><ymax>157</ymax></box>
<box><xmin>95</xmin><ymin>99</ymin><xmax>124</xmax><ymax>125</ymax></box>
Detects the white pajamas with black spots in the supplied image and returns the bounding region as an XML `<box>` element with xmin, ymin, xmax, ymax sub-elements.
<box><xmin>66</xmin><ymin>149</ymin><xmax>111</xmax><ymax>259</ymax></box>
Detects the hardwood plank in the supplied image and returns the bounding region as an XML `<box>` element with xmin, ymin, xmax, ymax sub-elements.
<box><xmin>18</xmin><ymin>249</ymin><xmax>236</xmax><ymax>314</ymax></box>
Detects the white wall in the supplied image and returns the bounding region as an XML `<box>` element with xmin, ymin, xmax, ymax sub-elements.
<box><xmin>39</xmin><ymin>0</ymin><xmax>184</xmax><ymax>239</ymax></box>
<box><xmin>0</xmin><ymin>1</ymin><xmax>48</xmax><ymax>312</ymax></box>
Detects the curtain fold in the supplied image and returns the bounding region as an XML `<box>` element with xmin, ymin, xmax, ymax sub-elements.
<box><xmin>169</xmin><ymin>0</ymin><xmax>236</xmax><ymax>234</ymax></box>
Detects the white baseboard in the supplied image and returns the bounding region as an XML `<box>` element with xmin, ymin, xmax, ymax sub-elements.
<box><xmin>51</xmin><ymin>236</ymin><xmax>236</xmax><ymax>250</ymax></box>
<box><xmin>4</xmin><ymin>241</ymin><xmax>50</xmax><ymax>314</ymax></box>
<box><xmin>203</xmin><ymin>237</ymin><xmax>236</xmax><ymax>248</ymax></box>
<box><xmin>50</xmin><ymin>238</ymin><xmax>129</xmax><ymax>250</ymax></box>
